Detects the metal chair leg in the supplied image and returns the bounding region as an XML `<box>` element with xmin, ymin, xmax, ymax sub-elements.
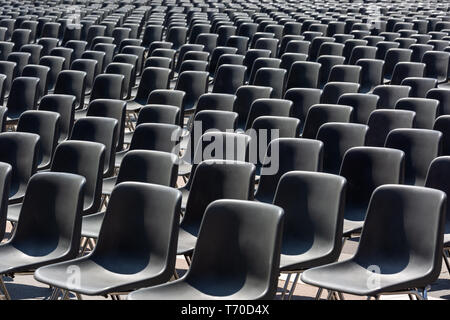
<box><xmin>287</xmin><ymin>273</ymin><xmax>300</xmax><ymax>300</ymax></box>
<box><xmin>443</xmin><ymin>249</ymin><xmax>450</xmax><ymax>274</ymax></box>
<box><xmin>338</xmin><ymin>292</ymin><xmax>345</xmax><ymax>300</ymax></box>
<box><xmin>0</xmin><ymin>276</ymin><xmax>11</xmax><ymax>300</ymax></box>
<box><xmin>280</xmin><ymin>273</ymin><xmax>291</xmax><ymax>300</ymax></box>
<box><xmin>315</xmin><ymin>287</ymin><xmax>323</xmax><ymax>300</ymax></box>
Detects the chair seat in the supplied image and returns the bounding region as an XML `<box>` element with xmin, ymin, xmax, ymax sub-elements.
<box><xmin>178</xmin><ymin>159</ymin><xmax>192</xmax><ymax>176</ymax></box>
<box><xmin>0</xmin><ymin>243</ymin><xmax>72</xmax><ymax>274</ymax></box>
<box><xmin>343</xmin><ymin>219</ymin><xmax>364</xmax><ymax>237</ymax></box>
<box><xmin>301</xmin><ymin>259</ymin><xmax>432</xmax><ymax>297</ymax></box>
<box><xmin>81</xmin><ymin>211</ymin><xmax>105</xmax><ymax>239</ymax></box>
<box><xmin>280</xmin><ymin>243</ymin><xmax>338</xmax><ymax>272</ymax></box>
<box><xmin>102</xmin><ymin>177</ymin><xmax>117</xmax><ymax>196</ymax></box>
<box><xmin>6</xmin><ymin>203</ymin><xmax>22</xmax><ymax>222</ymax></box>
<box><xmin>128</xmin><ymin>278</ymin><xmax>266</xmax><ymax>300</ymax></box>
<box><xmin>176</xmin><ymin>227</ymin><xmax>198</xmax><ymax>255</ymax></box>
<box><xmin>34</xmin><ymin>256</ymin><xmax>170</xmax><ymax>296</ymax></box>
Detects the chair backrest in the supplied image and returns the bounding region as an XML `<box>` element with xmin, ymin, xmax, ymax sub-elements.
<box><xmin>92</xmin><ymin>182</ymin><xmax>181</xmax><ymax>283</ymax></box>
<box><xmin>302</xmin><ymin>104</ymin><xmax>353</xmax><ymax>139</ymax></box>
<box><xmin>395</xmin><ymin>97</ymin><xmax>439</xmax><ymax>129</ymax></box>
<box><xmin>182</xmin><ymin>160</ymin><xmax>256</xmax><ymax>233</ymax></box>
<box><xmin>340</xmin><ymin>146</ymin><xmax>405</xmax><ymax>216</ymax></box>
<box><xmin>185</xmin><ymin>199</ymin><xmax>284</xmax><ymax>300</ymax></box>
<box><xmin>116</xmin><ymin>150</ymin><xmax>179</xmax><ymax>188</ymax></box>
<box><xmin>365</xmin><ymin>109</ymin><xmax>416</xmax><ymax>147</ymax></box>
<box><xmin>338</xmin><ymin>93</ymin><xmax>379</xmax><ymax>124</ymax></box>
<box><xmin>354</xmin><ymin>184</ymin><xmax>445</xmax><ymax>285</ymax></box>
<box><xmin>54</xmin><ymin>70</ymin><xmax>86</xmax><ymax>109</ymax></box>
<box><xmin>255</xmin><ymin>138</ymin><xmax>323</xmax><ymax>203</ymax></box>
<box><xmin>245</xmin><ymin>98</ymin><xmax>292</xmax><ymax>130</ymax></box>
<box><xmin>130</xmin><ymin>123</ymin><xmax>182</xmax><ymax>154</ymax></box>
<box><xmin>39</xmin><ymin>94</ymin><xmax>76</xmax><ymax>142</ymax></box>
<box><xmin>317</xmin><ymin>122</ymin><xmax>369</xmax><ymax>174</ymax></box>
<box><xmin>0</xmin><ymin>132</ymin><xmax>40</xmax><ymax>201</ymax></box>
<box><xmin>51</xmin><ymin>140</ymin><xmax>105</xmax><ymax>214</ymax></box>
<box><xmin>12</xmin><ymin>172</ymin><xmax>85</xmax><ymax>261</ymax></box>
<box><xmin>17</xmin><ymin>110</ymin><xmax>60</xmax><ymax>170</ymax></box>
<box><xmin>6</xmin><ymin>76</ymin><xmax>39</xmax><ymax>120</ymax></box>
<box><xmin>70</xmin><ymin>117</ymin><xmax>118</xmax><ymax>178</ymax></box>
<box><xmin>90</xmin><ymin>73</ymin><xmax>124</xmax><ymax>102</ymax></box>
<box><xmin>274</xmin><ymin>171</ymin><xmax>346</xmax><ymax>269</ymax></box>
<box><xmin>385</xmin><ymin>128</ymin><xmax>442</xmax><ymax>186</ymax></box>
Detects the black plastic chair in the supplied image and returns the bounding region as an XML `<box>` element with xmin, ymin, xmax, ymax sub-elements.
<box><xmin>0</xmin><ymin>61</ymin><xmax>16</xmax><ymax>97</ymax></box>
<box><xmin>372</xmin><ymin>85</ymin><xmax>411</xmax><ymax>109</ymax></box>
<box><xmin>390</xmin><ymin>62</ymin><xmax>425</xmax><ymax>85</ymax></box>
<box><xmin>286</xmin><ymin>61</ymin><xmax>321</xmax><ymax>90</ymax></box>
<box><xmin>301</xmin><ymin>184</ymin><xmax>446</xmax><ymax>300</ymax></box>
<box><xmin>244</xmin><ymin>98</ymin><xmax>292</xmax><ymax>131</ymax></box>
<box><xmin>147</xmin><ymin>89</ymin><xmax>186</xmax><ymax>126</ymax></box>
<box><xmin>47</xmin><ymin>140</ymin><xmax>104</xmax><ymax>217</ymax></box>
<box><xmin>422</xmin><ymin>51</ymin><xmax>450</xmax><ymax>84</ymax></box>
<box><xmin>7</xmin><ymin>52</ymin><xmax>30</xmax><ymax>78</ymax></box>
<box><xmin>341</xmin><ymin>146</ymin><xmax>405</xmax><ymax>238</ymax></box>
<box><xmin>89</xmin><ymin>74</ymin><xmax>124</xmax><ymax>106</ymax></box>
<box><xmin>212</xmin><ymin>64</ymin><xmax>246</xmax><ymax>95</ymax></box>
<box><xmin>177</xmin><ymin>159</ymin><xmax>256</xmax><ymax>257</ymax></box>
<box><xmin>81</xmin><ymin>51</ymin><xmax>105</xmax><ymax>77</ymax></box>
<box><xmin>317</xmin><ymin>122</ymin><xmax>369</xmax><ymax>174</ymax></box>
<box><xmin>175</xmin><ymin>70</ymin><xmax>209</xmax><ymax>113</ymax></box>
<box><xmin>365</xmin><ymin>109</ymin><xmax>416</xmax><ymax>147</ymax></box>
<box><xmin>49</xmin><ymin>47</ymin><xmax>73</xmax><ymax>70</ymax></box>
<box><xmin>395</xmin><ymin>97</ymin><xmax>439</xmax><ymax>129</ymax></box>
<box><xmin>385</xmin><ymin>128</ymin><xmax>441</xmax><ymax>186</ymax></box>
<box><xmin>6</xmin><ymin>77</ymin><xmax>39</xmax><ymax>121</ymax></box>
<box><xmin>234</xmin><ymin>85</ymin><xmax>273</xmax><ymax>130</ymax></box>
<box><xmin>382</xmin><ymin>48</ymin><xmax>412</xmax><ymax>82</ymax></box>
<box><xmin>53</xmin><ymin>70</ymin><xmax>86</xmax><ymax>110</ymax></box>
<box><xmin>317</xmin><ymin>55</ymin><xmax>346</xmax><ymax>89</ymax></box>
<box><xmin>39</xmin><ymin>94</ymin><xmax>76</xmax><ymax>142</ymax></box>
<box><xmin>71</xmin><ymin>59</ymin><xmax>97</xmax><ymax>95</ymax></box>
<box><xmin>20</xmin><ymin>44</ymin><xmax>43</xmax><ymax>65</ymax></box>
<box><xmin>105</xmin><ymin>62</ymin><xmax>134</xmax><ymax>100</ymax></box>
<box><xmin>0</xmin><ymin>171</ymin><xmax>85</xmax><ymax>300</ymax></box>
<box><xmin>401</xmin><ymin>77</ymin><xmax>438</xmax><ymax>98</ymax></box>
<box><xmin>17</xmin><ymin>110</ymin><xmax>60</xmax><ymax>171</ymax></box>
<box><xmin>36</xmin><ymin>38</ymin><xmax>58</xmax><ymax>57</ymax></box>
<box><xmin>128</xmin><ymin>198</ymin><xmax>283</xmax><ymax>300</ymax></box>
<box><xmin>302</xmin><ymin>104</ymin><xmax>353</xmax><ymax>139</ymax></box>
<box><xmin>320</xmin><ymin>82</ymin><xmax>360</xmax><ymax>104</ymax></box>
<box><xmin>0</xmin><ymin>161</ymin><xmax>10</xmax><ymax>241</ymax></box>
<box><xmin>356</xmin><ymin>59</ymin><xmax>384</xmax><ymax>93</ymax></box>
<box><xmin>21</xmin><ymin>64</ymin><xmax>50</xmax><ymax>102</ymax></box>
<box><xmin>39</xmin><ymin>55</ymin><xmax>65</xmax><ymax>92</ymax></box>
<box><xmin>276</xmin><ymin>171</ymin><xmax>346</xmax><ymax>300</ymax></box>
<box><xmin>337</xmin><ymin>93</ymin><xmax>379</xmax><ymax>125</ymax></box>
<box><xmin>36</xmin><ymin>181</ymin><xmax>181</xmax><ymax>299</ymax></box>
<box><xmin>255</xmin><ymin>137</ymin><xmax>323</xmax><ymax>203</ymax></box>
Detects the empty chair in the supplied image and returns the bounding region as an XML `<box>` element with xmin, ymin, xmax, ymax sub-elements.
<box><xmin>245</xmin><ymin>98</ymin><xmax>292</xmax><ymax>131</ymax></box>
<box><xmin>343</xmin><ymin>145</ymin><xmax>405</xmax><ymax>239</ymax></box>
<box><xmin>284</xmin><ymin>88</ymin><xmax>321</xmax><ymax>133</ymax></box>
<box><xmin>338</xmin><ymin>93</ymin><xmax>379</xmax><ymax>125</ymax></box>
<box><xmin>365</xmin><ymin>109</ymin><xmax>416</xmax><ymax>147</ymax></box>
<box><xmin>89</xmin><ymin>74</ymin><xmax>124</xmax><ymax>105</ymax></box>
<box><xmin>385</xmin><ymin>128</ymin><xmax>441</xmax><ymax>186</ymax></box>
<box><xmin>93</xmin><ymin>43</ymin><xmax>116</xmax><ymax>72</ymax></box>
<box><xmin>81</xmin><ymin>51</ymin><xmax>106</xmax><ymax>77</ymax></box>
<box><xmin>126</xmin><ymin>67</ymin><xmax>170</xmax><ymax>113</ymax></box>
<box><xmin>128</xmin><ymin>199</ymin><xmax>283</xmax><ymax>300</ymax></box>
<box><xmin>348</xmin><ymin>46</ymin><xmax>377</xmax><ymax>65</ymax></box>
<box><xmin>328</xmin><ymin>65</ymin><xmax>361</xmax><ymax>84</ymax></box>
<box><xmin>175</xmin><ymin>71</ymin><xmax>209</xmax><ymax>112</ymax></box>
<box><xmin>309</xmin><ymin>37</ymin><xmax>335</xmax><ymax>62</ymax></box>
<box><xmin>317</xmin><ymin>55</ymin><xmax>346</xmax><ymax>89</ymax></box>
<box><xmin>285</xmin><ymin>40</ymin><xmax>310</xmax><ymax>55</ymax></box>
<box><xmin>255</xmin><ymin>38</ymin><xmax>278</xmax><ymax>58</ymax></box>
<box><xmin>343</xmin><ymin>39</ymin><xmax>368</xmax><ymax>64</ymax></box>
<box><xmin>286</xmin><ymin>61</ymin><xmax>321</xmax><ymax>90</ymax></box>
<box><xmin>410</xmin><ymin>44</ymin><xmax>434</xmax><ymax>63</ymax></box>
<box><xmin>401</xmin><ymin>77</ymin><xmax>438</xmax><ymax>98</ymax></box>
<box><xmin>20</xmin><ymin>44</ymin><xmax>43</xmax><ymax>65</ymax></box>
<box><xmin>105</xmin><ymin>62</ymin><xmax>134</xmax><ymax>100</ymax></box>
<box><xmin>0</xmin><ymin>132</ymin><xmax>40</xmax><ymax>204</ymax></box>
<box><xmin>226</xmin><ymin>36</ymin><xmax>249</xmax><ymax>55</ymax></box>
<box><xmin>255</xmin><ymin>138</ymin><xmax>323</xmax><ymax>203</ymax></box>
<box><xmin>17</xmin><ymin>110</ymin><xmax>60</xmax><ymax>170</ymax></box>
<box><xmin>422</xmin><ymin>51</ymin><xmax>450</xmax><ymax>84</ymax></box>
<box><xmin>242</xmin><ymin>49</ymin><xmax>271</xmax><ymax>81</ymax></box>
<box><xmin>317</xmin><ymin>123</ymin><xmax>369</xmax><ymax>174</ymax></box>
<box><xmin>71</xmin><ymin>59</ymin><xmax>97</xmax><ymax>95</ymax></box>
<box><xmin>49</xmin><ymin>47</ymin><xmax>73</xmax><ymax>70</ymax></box>
<box><xmin>121</xmin><ymin>46</ymin><xmax>145</xmax><ymax>76</ymax></box>
<box><xmin>21</xmin><ymin>64</ymin><xmax>49</xmax><ymax>102</ymax></box>
<box><xmin>318</xmin><ymin>42</ymin><xmax>344</xmax><ymax>57</ymax></box>
<box><xmin>279</xmin><ymin>53</ymin><xmax>308</xmax><ymax>72</ymax></box>
<box><xmin>11</xmin><ymin>28</ymin><xmax>30</xmax><ymax>51</ymax></box>
<box><xmin>302</xmin><ymin>104</ymin><xmax>353</xmax><ymax>139</ymax></box>
<box><xmin>276</xmin><ymin>171</ymin><xmax>346</xmax><ymax>299</ymax></box>
<box><xmin>280</xmin><ymin>35</ymin><xmax>304</xmax><ymax>55</ymax></box>
<box><xmin>7</xmin><ymin>52</ymin><xmax>30</xmax><ymax>78</ymax></box>
<box><xmin>39</xmin><ymin>94</ymin><xmax>76</xmax><ymax>142</ymax></box>
<box><xmin>0</xmin><ymin>171</ymin><xmax>85</xmax><ymax>300</ymax></box>
<box><xmin>166</xmin><ymin>26</ymin><xmax>188</xmax><ymax>51</ymax></box>
<box><xmin>70</xmin><ymin>117</ymin><xmax>117</xmax><ymax>178</ymax></box>
<box><xmin>373</xmin><ymin>85</ymin><xmax>411</xmax><ymax>109</ymax></box>
<box><xmin>356</xmin><ymin>59</ymin><xmax>384</xmax><ymax>93</ymax></box>
<box><xmin>142</xmin><ymin>25</ymin><xmax>164</xmax><ymax>48</ymax></box>
<box><xmin>36</xmin><ymin>181</ymin><xmax>181</xmax><ymax>298</ymax></box>
<box><xmin>248</xmin><ymin>58</ymin><xmax>281</xmax><ymax>85</ymax></box>
<box><xmin>41</xmin><ymin>22</ymin><xmax>60</xmax><ymax>39</ymax></box>
<box><xmin>39</xmin><ymin>56</ymin><xmax>65</xmax><ymax>92</ymax></box>
<box><xmin>115</xmin><ymin>123</ymin><xmax>182</xmax><ymax>168</ymax></box>
<box><xmin>194</xmin><ymin>93</ymin><xmax>236</xmax><ymax>116</ymax></box>
<box><xmin>234</xmin><ymin>85</ymin><xmax>273</xmax><ymax>130</ymax></box>
<box><xmin>390</xmin><ymin>62</ymin><xmax>425</xmax><ymax>85</ymax></box>
<box><xmin>54</xmin><ymin>70</ymin><xmax>86</xmax><ymax>109</ymax></box>
<box><xmin>212</xmin><ymin>64</ymin><xmax>246</xmax><ymax>95</ymax></box>
<box><xmin>6</xmin><ymin>77</ymin><xmax>39</xmax><ymax>121</ymax></box>
<box><xmin>427</xmin><ymin>88</ymin><xmax>450</xmax><ymax>116</ymax></box>
<box><xmin>65</xmin><ymin>40</ymin><xmax>87</xmax><ymax>61</ymax></box>
<box><xmin>382</xmin><ymin>48</ymin><xmax>412</xmax><ymax>82</ymax></box>
<box><xmin>252</xmin><ymin>67</ymin><xmax>286</xmax><ymax>99</ymax></box>
<box><xmin>0</xmin><ymin>41</ymin><xmax>14</xmax><ymax>61</ymax></box>
<box><xmin>301</xmin><ymin>184</ymin><xmax>445</xmax><ymax>300</ymax></box>
<box><xmin>147</xmin><ymin>90</ymin><xmax>186</xmax><ymax>126</ymax></box>
<box><xmin>321</xmin><ymin>82</ymin><xmax>360</xmax><ymax>104</ymax></box>
<box><xmin>36</xmin><ymin>38</ymin><xmax>58</xmax><ymax>57</ymax></box>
